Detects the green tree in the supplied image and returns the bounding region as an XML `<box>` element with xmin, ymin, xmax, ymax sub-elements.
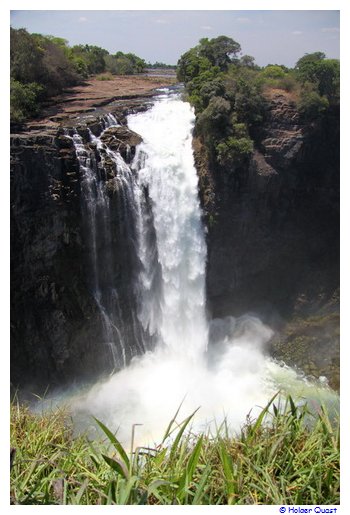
<box><xmin>295</xmin><ymin>52</ymin><xmax>339</xmax><ymax>103</ymax></box>
<box><xmin>177</xmin><ymin>48</ymin><xmax>213</xmax><ymax>83</ymax></box>
<box><xmin>71</xmin><ymin>44</ymin><xmax>108</xmax><ymax>74</ymax></box>
<box><xmin>124</xmin><ymin>53</ymin><xmax>146</xmax><ymax>73</ymax></box>
<box><xmin>196</xmin><ymin>96</ymin><xmax>232</xmax><ymax>148</ymax></box>
<box><xmin>115</xmin><ymin>55</ymin><xmax>134</xmax><ymax>74</ymax></box>
<box><xmin>295</xmin><ymin>52</ymin><xmax>326</xmax><ymax>84</ymax></box>
<box><xmin>10</xmin><ymin>27</ymin><xmax>45</xmax><ymax>84</ymax></box>
<box><xmin>297</xmin><ymin>89</ymin><xmax>329</xmax><ymax>119</ymax></box>
<box><xmin>199</xmin><ymin>36</ymin><xmax>241</xmax><ymax>71</ymax></box>
<box><xmin>33</xmin><ymin>34</ymin><xmax>80</xmax><ymax>95</ymax></box>
<box><xmin>240</xmin><ymin>55</ymin><xmax>258</xmax><ymax>69</ymax></box>
<box><xmin>315</xmin><ymin>59</ymin><xmax>340</xmax><ymax>101</ymax></box>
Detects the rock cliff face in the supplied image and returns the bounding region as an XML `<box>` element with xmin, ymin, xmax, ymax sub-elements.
<box><xmin>195</xmin><ymin>91</ymin><xmax>339</xmax><ymax>388</ymax></box>
<box><xmin>196</xmin><ymin>92</ymin><xmax>339</xmax><ymax>319</ymax></box>
<box><xmin>10</xmin><ymin>105</ymin><xmax>147</xmax><ymax>392</ymax></box>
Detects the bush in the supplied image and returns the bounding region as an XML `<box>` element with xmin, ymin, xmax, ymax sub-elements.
<box><xmin>297</xmin><ymin>90</ymin><xmax>329</xmax><ymax>119</ymax></box>
<box><xmin>196</xmin><ymin>96</ymin><xmax>232</xmax><ymax>147</ymax></box>
<box><xmin>261</xmin><ymin>65</ymin><xmax>286</xmax><ymax>79</ymax></box>
<box><xmin>10</xmin><ymin>79</ymin><xmax>43</xmax><ymax>123</ymax></box>
<box><xmin>96</xmin><ymin>73</ymin><xmax>113</xmax><ymax>81</ymax></box>
<box><xmin>216</xmin><ymin>136</ymin><xmax>253</xmax><ymax>166</ymax></box>
<box><xmin>276</xmin><ymin>74</ymin><xmax>298</xmax><ymax>92</ymax></box>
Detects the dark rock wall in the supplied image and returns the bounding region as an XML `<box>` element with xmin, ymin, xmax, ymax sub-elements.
<box><xmin>10</xmin><ymin>122</ymin><xmax>145</xmax><ymax>392</ymax></box>
<box><xmin>196</xmin><ymin>94</ymin><xmax>339</xmax><ymax>324</ymax></box>
<box><xmin>11</xmin><ymin>133</ymin><xmax>106</xmax><ymax>390</ymax></box>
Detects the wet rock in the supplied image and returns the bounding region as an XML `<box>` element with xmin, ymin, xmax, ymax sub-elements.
<box><xmin>268</xmin><ymin>312</ymin><xmax>340</xmax><ymax>391</ymax></box>
<box><xmin>100</xmin><ymin>126</ymin><xmax>142</xmax><ymax>163</ymax></box>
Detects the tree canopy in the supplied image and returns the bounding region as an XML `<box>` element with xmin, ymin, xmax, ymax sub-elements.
<box><xmin>177</xmin><ymin>36</ymin><xmax>340</xmax><ymax>170</ymax></box>
<box><xmin>295</xmin><ymin>52</ymin><xmax>339</xmax><ymax>102</ymax></box>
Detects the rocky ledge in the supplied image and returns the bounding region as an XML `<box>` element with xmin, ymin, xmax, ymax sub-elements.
<box><xmin>12</xmin><ymin>74</ymin><xmax>176</xmax><ymax>134</ymax></box>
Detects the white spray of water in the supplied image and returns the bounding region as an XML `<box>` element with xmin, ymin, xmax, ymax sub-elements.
<box><xmin>129</xmin><ymin>95</ymin><xmax>208</xmax><ymax>359</ymax></box>
<box><xmin>68</xmin><ymin>93</ymin><xmax>338</xmax><ymax>446</ymax></box>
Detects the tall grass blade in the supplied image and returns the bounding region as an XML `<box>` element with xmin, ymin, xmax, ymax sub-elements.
<box><xmin>147</xmin><ymin>479</ymin><xmax>175</xmax><ymax>504</ymax></box>
<box><xmin>246</xmin><ymin>392</ymin><xmax>279</xmax><ymax>444</ymax></box>
<box><xmin>161</xmin><ymin>399</ymin><xmax>186</xmax><ymax>444</ymax></box>
<box><xmin>169</xmin><ymin>408</ymin><xmax>200</xmax><ymax>462</ymax></box>
<box><xmin>93</xmin><ymin>417</ymin><xmax>129</xmax><ymax>468</ymax></box>
<box><xmin>102</xmin><ymin>454</ymin><xmax>129</xmax><ymax>479</ymax></box>
<box><xmin>218</xmin><ymin>439</ymin><xmax>236</xmax><ymax>504</ymax></box>
<box><xmin>178</xmin><ymin>434</ymin><xmax>204</xmax><ymax>495</ymax></box>
<box><xmin>70</xmin><ymin>478</ymin><xmax>89</xmax><ymax>505</ymax></box>
<box><xmin>192</xmin><ymin>464</ymin><xmax>211</xmax><ymax>504</ymax></box>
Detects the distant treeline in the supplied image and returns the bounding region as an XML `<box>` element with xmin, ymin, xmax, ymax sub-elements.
<box><xmin>146</xmin><ymin>62</ymin><xmax>176</xmax><ymax>69</ymax></box>
<box><xmin>176</xmin><ymin>36</ymin><xmax>340</xmax><ymax>166</ymax></box>
<box><xmin>10</xmin><ymin>27</ymin><xmax>171</xmax><ymax>124</ymax></box>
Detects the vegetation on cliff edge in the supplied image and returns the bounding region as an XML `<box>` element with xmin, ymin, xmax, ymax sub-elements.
<box><xmin>10</xmin><ymin>27</ymin><xmax>150</xmax><ymax>124</ymax></box>
<box><xmin>177</xmin><ymin>36</ymin><xmax>340</xmax><ymax>168</ymax></box>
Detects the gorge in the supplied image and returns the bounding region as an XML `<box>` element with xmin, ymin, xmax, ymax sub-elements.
<box><xmin>10</xmin><ymin>79</ymin><xmax>339</xmax><ymax>442</ymax></box>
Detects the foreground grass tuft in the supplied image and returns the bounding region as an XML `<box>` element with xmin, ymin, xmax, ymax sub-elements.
<box><xmin>10</xmin><ymin>396</ymin><xmax>339</xmax><ymax>505</ymax></box>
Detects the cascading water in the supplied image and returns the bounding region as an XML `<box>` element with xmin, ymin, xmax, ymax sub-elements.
<box><xmin>62</xmin><ymin>91</ymin><xmax>338</xmax><ymax>446</ymax></box>
<box><xmin>68</xmin><ymin>125</ymin><xmax>147</xmax><ymax>371</ymax></box>
<box><xmin>70</xmin><ymin>131</ymin><xmax>121</xmax><ymax>368</ymax></box>
<box><xmin>129</xmin><ymin>94</ymin><xmax>208</xmax><ymax>359</ymax></box>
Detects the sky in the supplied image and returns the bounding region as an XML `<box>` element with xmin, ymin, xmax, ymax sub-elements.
<box><xmin>10</xmin><ymin>9</ymin><xmax>340</xmax><ymax>67</ymax></box>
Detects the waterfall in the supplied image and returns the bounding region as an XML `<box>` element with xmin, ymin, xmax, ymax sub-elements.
<box><xmin>68</xmin><ymin>93</ymin><xmax>209</xmax><ymax>370</ymax></box>
<box><xmin>129</xmin><ymin>93</ymin><xmax>208</xmax><ymax>359</ymax></box>
<box><xmin>65</xmin><ymin>91</ymin><xmax>338</xmax><ymax>446</ymax></box>
<box><xmin>69</xmin><ymin>127</ymin><xmax>146</xmax><ymax>371</ymax></box>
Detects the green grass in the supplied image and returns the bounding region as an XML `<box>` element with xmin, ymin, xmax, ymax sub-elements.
<box><xmin>10</xmin><ymin>395</ymin><xmax>340</xmax><ymax>505</ymax></box>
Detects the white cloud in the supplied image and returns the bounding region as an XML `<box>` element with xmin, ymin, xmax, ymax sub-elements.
<box><xmin>154</xmin><ymin>18</ymin><xmax>168</xmax><ymax>25</ymax></box>
<box><xmin>292</xmin><ymin>30</ymin><xmax>303</xmax><ymax>36</ymax></box>
<box><xmin>321</xmin><ymin>27</ymin><xmax>340</xmax><ymax>33</ymax></box>
<box><xmin>78</xmin><ymin>16</ymin><xmax>87</xmax><ymax>23</ymax></box>
<box><xmin>236</xmin><ymin>17</ymin><xmax>251</xmax><ymax>24</ymax></box>
<box><xmin>201</xmin><ymin>25</ymin><xmax>213</xmax><ymax>31</ymax></box>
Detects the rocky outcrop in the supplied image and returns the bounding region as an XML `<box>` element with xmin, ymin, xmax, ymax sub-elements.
<box><xmin>100</xmin><ymin>126</ymin><xmax>142</xmax><ymax>163</ymax></box>
<box><xmin>196</xmin><ymin>91</ymin><xmax>339</xmax><ymax>387</ymax></box>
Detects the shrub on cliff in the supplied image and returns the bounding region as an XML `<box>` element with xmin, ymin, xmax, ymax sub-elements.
<box><xmin>177</xmin><ymin>35</ymin><xmax>241</xmax><ymax>85</ymax></box>
<box><xmin>196</xmin><ymin>96</ymin><xmax>232</xmax><ymax>148</ymax></box>
<box><xmin>216</xmin><ymin>136</ymin><xmax>253</xmax><ymax>167</ymax></box>
<box><xmin>10</xmin><ymin>79</ymin><xmax>43</xmax><ymax>123</ymax></box>
<box><xmin>295</xmin><ymin>52</ymin><xmax>340</xmax><ymax>104</ymax></box>
<box><xmin>178</xmin><ymin>37</ymin><xmax>264</xmax><ymax>170</ymax></box>
<box><xmin>297</xmin><ymin>88</ymin><xmax>329</xmax><ymax>119</ymax></box>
